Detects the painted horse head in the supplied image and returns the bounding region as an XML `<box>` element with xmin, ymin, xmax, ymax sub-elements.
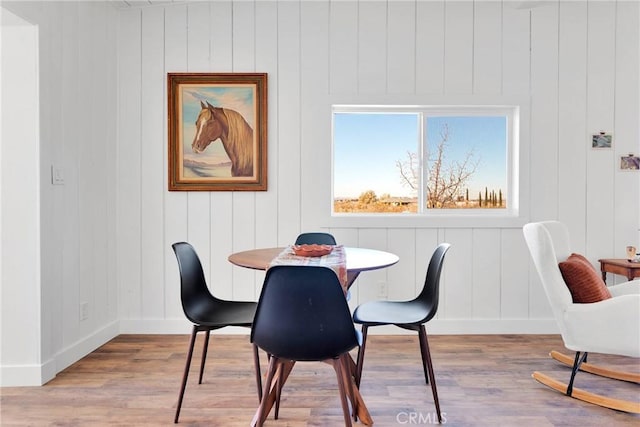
<box><xmin>192</xmin><ymin>101</ymin><xmax>226</xmax><ymax>154</ymax></box>
<box><xmin>191</xmin><ymin>101</ymin><xmax>254</xmax><ymax>177</ymax></box>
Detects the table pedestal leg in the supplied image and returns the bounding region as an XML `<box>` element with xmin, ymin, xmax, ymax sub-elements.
<box><xmin>323</xmin><ymin>354</ymin><xmax>373</xmax><ymax>426</ymax></box>
<box><xmin>251</xmin><ymin>359</ymin><xmax>295</xmax><ymax>427</ymax></box>
<box><xmin>344</xmin><ymin>353</ymin><xmax>373</xmax><ymax>425</ymax></box>
<box><xmin>250</xmin><ymin>354</ymin><xmax>373</xmax><ymax>426</ymax></box>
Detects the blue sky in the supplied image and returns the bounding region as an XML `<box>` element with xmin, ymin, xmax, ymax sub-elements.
<box><xmin>333</xmin><ymin>113</ymin><xmax>507</xmax><ymax>199</ymax></box>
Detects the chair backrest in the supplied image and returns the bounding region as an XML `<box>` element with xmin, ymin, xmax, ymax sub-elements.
<box><xmin>522</xmin><ymin>221</ymin><xmax>574</xmax><ymax>336</ymax></box>
<box><xmin>415</xmin><ymin>243</ymin><xmax>451</xmax><ymax>321</ymax></box>
<box><xmin>294</xmin><ymin>232</ymin><xmax>337</xmax><ymax>245</ymax></box>
<box><xmin>251</xmin><ymin>265</ymin><xmax>359</xmax><ymax>361</ymax></box>
<box><xmin>172</xmin><ymin>242</ymin><xmax>220</xmax><ymax>323</ymax></box>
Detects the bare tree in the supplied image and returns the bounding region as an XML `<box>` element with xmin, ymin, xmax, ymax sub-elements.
<box><xmin>397</xmin><ymin>124</ymin><xmax>479</xmax><ymax>208</ymax></box>
<box><xmin>396</xmin><ymin>152</ymin><xmax>419</xmax><ymax>192</ymax></box>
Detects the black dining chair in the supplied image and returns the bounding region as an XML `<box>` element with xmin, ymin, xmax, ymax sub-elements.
<box><xmin>251</xmin><ymin>265</ymin><xmax>361</xmax><ymax>427</ymax></box>
<box><xmin>352</xmin><ymin>243</ymin><xmax>451</xmax><ymax>424</ymax></box>
<box><xmin>171</xmin><ymin>242</ymin><xmax>262</xmax><ymax>423</ymax></box>
<box><xmin>294</xmin><ymin>232</ymin><xmax>337</xmax><ymax>245</ymax></box>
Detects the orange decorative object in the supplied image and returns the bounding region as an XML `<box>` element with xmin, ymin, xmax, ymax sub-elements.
<box><xmin>292</xmin><ymin>244</ymin><xmax>333</xmax><ymax>257</ymax></box>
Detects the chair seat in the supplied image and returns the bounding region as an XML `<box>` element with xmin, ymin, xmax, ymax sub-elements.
<box><xmin>188</xmin><ymin>300</ymin><xmax>257</xmax><ymax>328</ymax></box>
<box><xmin>353</xmin><ymin>300</ymin><xmax>431</xmax><ymax>326</ymax></box>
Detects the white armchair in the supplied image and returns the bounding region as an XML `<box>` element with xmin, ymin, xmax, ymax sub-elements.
<box><xmin>523</xmin><ymin>221</ymin><xmax>640</xmax><ymax>413</ymax></box>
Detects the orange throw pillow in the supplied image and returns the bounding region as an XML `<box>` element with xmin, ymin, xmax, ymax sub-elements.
<box><xmin>567</xmin><ymin>253</ymin><xmax>593</xmax><ymax>269</ymax></box>
<box><xmin>558</xmin><ymin>253</ymin><xmax>612</xmax><ymax>303</ymax></box>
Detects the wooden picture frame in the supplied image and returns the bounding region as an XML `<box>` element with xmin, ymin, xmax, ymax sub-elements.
<box><xmin>168</xmin><ymin>73</ymin><xmax>267</xmax><ymax>191</ymax></box>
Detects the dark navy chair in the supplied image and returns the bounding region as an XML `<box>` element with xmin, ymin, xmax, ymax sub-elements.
<box><xmin>251</xmin><ymin>265</ymin><xmax>360</xmax><ymax>426</ymax></box>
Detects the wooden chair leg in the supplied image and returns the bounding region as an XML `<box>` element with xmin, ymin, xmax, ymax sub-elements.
<box><xmin>332</xmin><ymin>358</ymin><xmax>353</xmax><ymax>427</ymax></box>
<box><xmin>274</xmin><ymin>362</ymin><xmax>283</xmax><ymax>419</ymax></box>
<box><xmin>255</xmin><ymin>356</ymin><xmax>278</xmax><ymax>427</ymax></box>
<box><xmin>355</xmin><ymin>325</ymin><xmax>369</xmax><ymax>387</ymax></box>
<box><xmin>417</xmin><ymin>327</ymin><xmax>430</xmax><ymax>385</ymax></box>
<box><xmin>262</xmin><ymin>352</ymin><xmax>281</xmax><ymax>414</ymax></box>
<box><xmin>198</xmin><ymin>330</ymin><xmax>210</xmax><ymax>384</ymax></box>
<box><xmin>419</xmin><ymin>325</ymin><xmax>441</xmax><ymax>423</ymax></box>
<box><xmin>174</xmin><ymin>326</ymin><xmax>198</xmax><ymax>423</ymax></box>
<box><xmin>340</xmin><ymin>354</ymin><xmax>358</xmax><ymax>421</ymax></box>
<box><xmin>253</xmin><ymin>344</ymin><xmax>263</xmax><ymax>402</ymax></box>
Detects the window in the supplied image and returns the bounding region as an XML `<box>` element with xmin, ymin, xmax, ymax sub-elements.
<box><xmin>332</xmin><ymin>105</ymin><xmax>519</xmax><ymax>218</ymax></box>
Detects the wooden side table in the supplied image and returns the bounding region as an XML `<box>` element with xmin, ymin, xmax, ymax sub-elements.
<box><xmin>598</xmin><ymin>258</ymin><xmax>640</xmax><ymax>283</ymax></box>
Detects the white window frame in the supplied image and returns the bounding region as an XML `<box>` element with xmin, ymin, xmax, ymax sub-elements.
<box><xmin>321</xmin><ymin>95</ymin><xmax>530</xmax><ymax>229</ymax></box>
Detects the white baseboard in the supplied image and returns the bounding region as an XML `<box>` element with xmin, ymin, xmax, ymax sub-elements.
<box><xmin>0</xmin><ymin>361</ymin><xmax>53</xmax><ymax>387</ymax></box>
<box><xmin>118</xmin><ymin>318</ymin><xmax>252</xmax><ymax>335</ymax></box>
<box><xmin>0</xmin><ymin>320</ymin><xmax>119</xmax><ymax>387</ymax></box>
<box><xmin>118</xmin><ymin>318</ymin><xmax>559</xmax><ymax>335</ymax></box>
<box><xmin>347</xmin><ymin>319</ymin><xmax>559</xmax><ymax>335</ymax></box>
<box><xmin>55</xmin><ymin>321</ymin><xmax>120</xmax><ymax>373</ymax></box>
<box><xmin>380</xmin><ymin>318</ymin><xmax>559</xmax><ymax>335</ymax></box>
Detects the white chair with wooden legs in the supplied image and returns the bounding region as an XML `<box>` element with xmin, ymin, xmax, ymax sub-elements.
<box><xmin>523</xmin><ymin>221</ymin><xmax>640</xmax><ymax>413</ymax></box>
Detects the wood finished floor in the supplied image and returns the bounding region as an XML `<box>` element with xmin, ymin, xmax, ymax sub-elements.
<box><xmin>1</xmin><ymin>334</ymin><xmax>638</xmax><ymax>426</ymax></box>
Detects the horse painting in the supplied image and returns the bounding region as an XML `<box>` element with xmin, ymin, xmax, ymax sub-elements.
<box><xmin>191</xmin><ymin>101</ymin><xmax>254</xmax><ymax>177</ymax></box>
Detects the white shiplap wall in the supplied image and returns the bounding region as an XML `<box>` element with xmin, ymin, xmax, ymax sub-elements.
<box><xmin>116</xmin><ymin>0</ymin><xmax>639</xmax><ymax>334</ymax></box>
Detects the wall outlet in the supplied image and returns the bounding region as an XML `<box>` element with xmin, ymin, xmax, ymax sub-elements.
<box><xmin>377</xmin><ymin>282</ymin><xmax>388</xmax><ymax>299</ymax></box>
<box><xmin>51</xmin><ymin>164</ymin><xmax>65</xmax><ymax>185</ymax></box>
<box><xmin>80</xmin><ymin>302</ymin><xmax>89</xmax><ymax>321</ymax></box>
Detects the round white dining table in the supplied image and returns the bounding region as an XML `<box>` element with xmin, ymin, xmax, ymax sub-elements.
<box><xmin>228</xmin><ymin>246</ymin><xmax>399</xmax><ymax>288</ymax></box>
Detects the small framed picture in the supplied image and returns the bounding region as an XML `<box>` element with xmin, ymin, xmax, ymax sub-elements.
<box><xmin>591</xmin><ymin>132</ymin><xmax>612</xmax><ymax>149</ymax></box>
<box><xmin>620</xmin><ymin>154</ymin><xmax>640</xmax><ymax>171</ymax></box>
